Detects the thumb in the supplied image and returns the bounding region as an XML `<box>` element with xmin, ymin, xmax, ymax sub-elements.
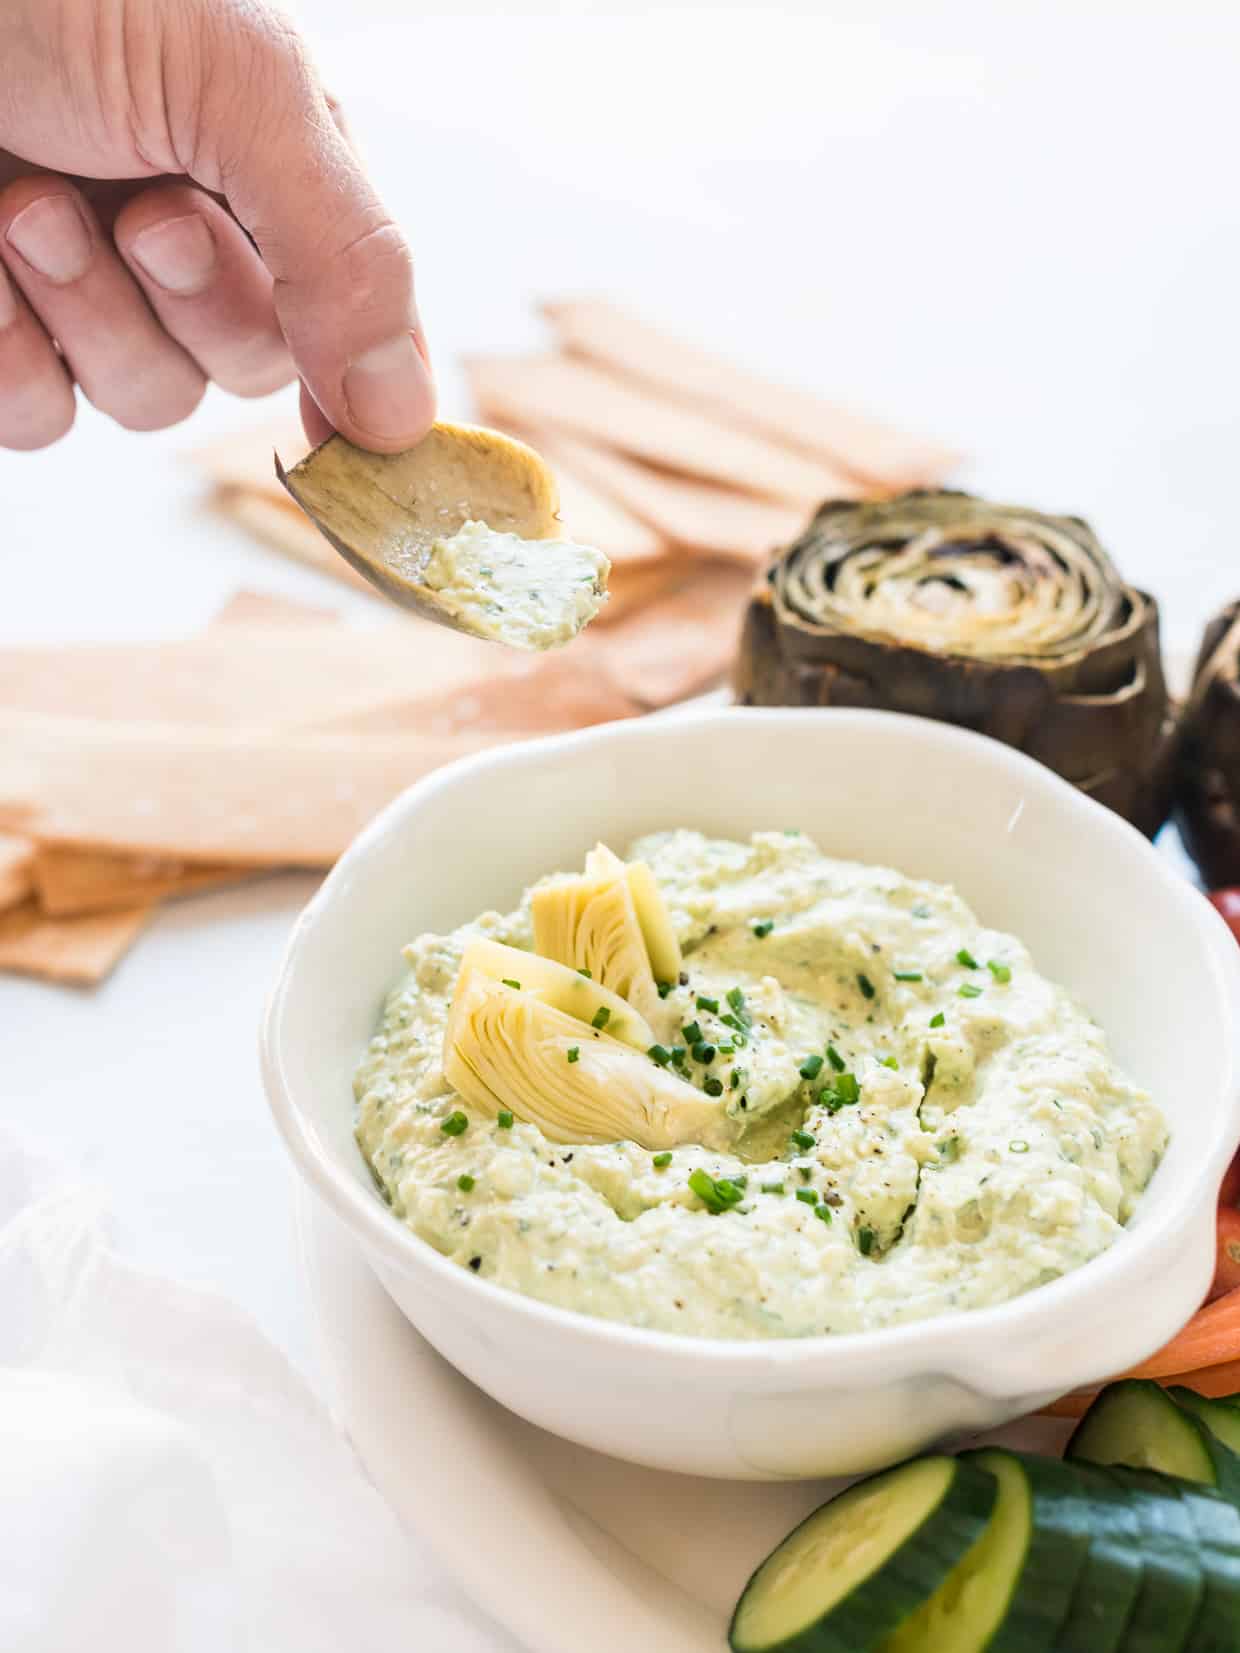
<box><xmin>187</xmin><ymin>4</ymin><xmax>435</xmax><ymax>451</ymax></box>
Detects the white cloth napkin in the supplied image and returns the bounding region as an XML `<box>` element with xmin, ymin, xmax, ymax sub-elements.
<box><xmin>0</xmin><ymin>1132</ymin><xmax>517</xmax><ymax>1653</ymax></box>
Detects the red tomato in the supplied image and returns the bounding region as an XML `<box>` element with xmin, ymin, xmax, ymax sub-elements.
<box><xmin>1213</xmin><ymin>1206</ymin><xmax>1240</xmax><ymax>1300</ymax></box>
<box><xmin>1222</xmin><ymin>1150</ymin><xmax>1240</xmax><ymax>1209</ymax></box>
<box><xmin>1208</xmin><ymin>888</ymin><xmax>1240</xmax><ymax>945</ymax></box>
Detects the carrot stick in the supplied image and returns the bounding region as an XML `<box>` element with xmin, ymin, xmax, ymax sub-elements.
<box><xmin>1122</xmin><ymin>1284</ymin><xmax>1240</xmax><ymax>1379</ymax></box>
<box><xmin>1043</xmin><ymin>1358</ymin><xmax>1240</xmax><ymax>1420</ymax></box>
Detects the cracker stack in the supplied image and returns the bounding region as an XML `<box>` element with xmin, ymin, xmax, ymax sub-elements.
<box><xmin>2</xmin><ymin>299</ymin><xmax>959</xmax><ymax>986</ymax></box>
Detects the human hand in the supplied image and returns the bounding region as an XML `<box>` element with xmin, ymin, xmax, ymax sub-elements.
<box><xmin>0</xmin><ymin>0</ymin><xmax>434</xmax><ymax>451</ymax></box>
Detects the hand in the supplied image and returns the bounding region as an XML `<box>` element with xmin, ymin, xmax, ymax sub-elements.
<box><xmin>0</xmin><ymin>0</ymin><xmax>435</xmax><ymax>452</ymax></box>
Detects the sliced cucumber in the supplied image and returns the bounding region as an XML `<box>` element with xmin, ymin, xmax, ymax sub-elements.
<box><xmin>728</xmin><ymin>1454</ymin><xmax>997</xmax><ymax>1653</ymax></box>
<box><xmin>1051</xmin><ymin>1460</ymin><xmax>1145</xmax><ymax>1653</ymax></box>
<box><xmin>879</xmin><ymin>1449</ymin><xmax>1091</xmax><ymax>1653</ymax></box>
<box><xmin>1170</xmin><ymin>1482</ymin><xmax>1240</xmax><ymax>1653</ymax></box>
<box><xmin>1097</xmin><ymin>1466</ymin><xmax>1203</xmax><ymax>1653</ymax></box>
<box><xmin>1067</xmin><ymin>1379</ymin><xmax>1240</xmax><ymax>1508</ymax></box>
<box><xmin>1170</xmin><ymin>1388</ymin><xmax>1240</xmax><ymax>1459</ymax></box>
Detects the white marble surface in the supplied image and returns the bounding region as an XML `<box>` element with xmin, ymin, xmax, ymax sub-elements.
<box><xmin>2</xmin><ymin>2</ymin><xmax>1237</xmax><ymax>1643</ymax></box>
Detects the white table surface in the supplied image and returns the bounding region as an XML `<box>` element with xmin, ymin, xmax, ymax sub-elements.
<box><xmin>2</xmin><ymin>0</ymin><xmax>1238</xmax><ymax>1641</ymax></box>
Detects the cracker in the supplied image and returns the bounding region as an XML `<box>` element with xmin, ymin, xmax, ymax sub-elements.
<box><xmin>32</xmin><ymin>846</ymin><xmax>258</xmax><ymax>919</ymax></box>
<box><xmin>0</xmin><ymin>834</ymin><xmax>35</xmax><ymax>912</ymax></box>
<box><xmin>0</xmin><ymin>716</ymin><xmax>501</xmax><ymax>867</ymax></box>
<box><xmin>542</xmin><ymin>297</ymin><xmax>962</xmax><ymax>488</ymax></box>
<box><xmin>212</xmin><ymin>489</ymin><xmax>378</xmax><ymax>594</ymax></box>
<box><xmin>588</xmin><ymin>562</ymin><xmax>754</xmax><ymax>707</ymax></box>
<box><xmin>0</xmin><ymin>899</ymin><xmax>151</xmax><ymax>986</ymax></box>
<box><xmin>464</xmin><ymin>353</ymin><xmax>862</xmax><ymax>507</ymax></box>
<box><xmin>211</xmin><ymin>589</ymin><xmax>339</xmax><ymax>628</ymax></box>
<box><xmin>516</xmin><ymin>426</ymin><xmax>805</xmax><ymax>564</ymax></box>
<box><xmin>551</xmin><ymin>465</ymin><xmax>666</xmax><ymax>566</ymax></box>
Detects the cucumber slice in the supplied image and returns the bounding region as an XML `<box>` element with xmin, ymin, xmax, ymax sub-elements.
<box><xmin>1051</xmin><ymin>1460</ymin><xmax>1145</xmax><ymax>1653</ymax></box>
<box><xmin>728</xmin><ymin>1454</ymin><xmax>997</xmax><ymax>1653</ymax></box>
<box><xmin>1170</xmin><ymin>1482</ymin><xmax>1240</xmax><ymax>1653</ymax></box>
<box><xmin>1067</xmin><ymin>1379</ymin><xmax>1240</xmax><ymax>1507</ymax></box>
<box><xmin>1096</xmin><ymin>1466</ymin><xmax>1203</xmax><ymax>1653</ymax></box>
<box><xmin>1170</xmin><ymin>1388</ymin><xmax>1240</xmax><ymax>1458</ymax></box>
<box><xmin>879</xmin><ymin>1449</ymin><xmax>1092</xmax><ymax>1653</ymax></box>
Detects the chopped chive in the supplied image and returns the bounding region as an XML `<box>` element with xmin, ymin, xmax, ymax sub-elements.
<box><xmin>652</xmin><ymin>1151</ymin><xmax>673</xmax><ymax>1169</ymax></box>
<box><xmin>670</xmin><ymin>1045</ymin><xmax>687</xmax><ymax>1068</ymax></box>
<box><xmin>958</xmin><ymin>984</ymin><xmax>983</xmax><ymax>1000</ymax></box>
<box><xmin>795</xmin><ymin>1187</ymin><xmax>819</xmax><ymax>1206</ymax></box>
<box><xmin>718</xmin><ymin>1042</ymin><xmax>735</xmax><ymax>1056</ymax></box>
<box><xmin>730</xmin><ymin>1067</ymin><xmax>745</xmax><ymax>1090</ymax></box>
<box><xmin>731</xmin><ymin>1174</ymin><xmax>748</xmax><ymax>1189</ymax></box>
<box><xmin>496</xmin><ymin>1110</ymin><xmax>514</xmax><ymax>1129</ymax></box>
<box><xmin>761</xmin><ymin>1181</ymin><xmax>786</xmax><ymax>1195</ymax></box>
<box><xmin>687</xmin><ymin>1169</ymin><xmax>744</xmax><ymax>1214</ymax></box>
<box><xmin>681</xmin><ymin>1021</ymin><xmax>703</xmax><ymax>1045</ymax></box>
<box><xmin>790</xmin><ymin>1129</ymin><xmax>816</xmax><ymax>1151</ymax></box>
<box><xmin>929</xmin><ymin>1012</ymin><xmax>946</xmax><ymax>1028</ymax></box>
<box><xmin>726</xmin><ymin>987</ymin><xmax>746</xmax><ymax>1014</ymax></box>
<box><xmin>720</xmin><ymin>1012</ymin><xmax>742</xmax><ymax>1032</ymax></box>
<box><xmin>893</xmin><ymin>970</ymin><xmax>923</xmax><ymax>982</ymax></box>
<box><xmin>987</xmin><ymin>960</ymin><xmax>1012</xmax><ymax>983</ymax></box>
<box><xmin>733</xmin><ymin>1030</ymin><xmax>749</xmax><ymax>1048</ymax></box>
<box><xmin>857</xmin><ymin>1226</ymin><xmax>876</xmax><ymax>1256</ymax></box>
<box><xmin>693</xmin><ymin>1042</ymin><xmax>717</xmax><ymax>1065</ymax></box>
<box><xmin>752</xmin><ymin>918</ymin><xmax>775</xmax><ymax>938</ymax></box>
<box><xmin>826</xmin><ymin>1043</ymin><xmax>846</xmax><ymax>1072</ymax></box>
<box><xmin>799</xmin><ymin>1052</ymin><xmax>825</xmax><ymax>1081</ymax></box>
<box><xmin>567</xmin><ymin>1045</ymin><xmax>580</xmax><ymax>1063</ymax></box>
<box><xmin>1009</xmin><ymin>1139</ymin><xmax>1030</xmax><ymax>1154</ymax></box>
<box><xmin>956</xmin><ymin>948</ymin><xmax>980</xmax><ymax>970</ymax></box>
<box><xmin>648</xmin><ymin>1044</ymin><xmax>672</xmax><ymax>1067</ymax></box>
<box><xmin>799</xmin><ymin>1165</ymin><xmax>813</xmax><ymax>1182</ymax></box>
<box><xmin>912</xmin><ymin>903</ymin><xmax>932</xmax><ymax>919</ymax></box>
<box><xmin>577</xmin><ymin>967</ymin><xmax>592</xmax><ymax>978</ymax></box>
<box><xmin>457</xmin><ymin>1173</ymin><xmax>475</xmax><ymax>1192</ymax></box>
<box><xmin>501</xmin><ymin>978</ymin><xmax>521</xmax><ymax>989</ymax></box>
<box><xmin>938</xmin><ymin>1136</ymin><xmax>960</xmax><ymax>1162</ymax></box>
<box><xmin>814</xmin><ymin>1203</ymin><xmax>833</xmax><ymax>1225</ymax></box>
<box><xmin>657</xmin><ymin>980</ymin><xmax>673</xmax><ymax>999</ymax></box>
<box><xmin>857</xmin><ymin>973</ymin><xmax>876</xmax><ymax>1000</ymax></box>
<box><xmin>703</xmin><ymin>1077</ymin><xmax>724</xmax><ymax>1097</ymax></box>
<box><xmin>696</xmin><ymin>995</ymin><xmax>720</xmax><ymax>1014</ymax></box>
<box><xmin>834</xmin><ymin>1072</ymin><xmax>860</xmax><ymax>1104</ymax></box>
<box><xmin>440</xmin><ymin>1111</ymin><xmax>468</xmax><ymax>1136</ymax></box>
<box><xmin>591</xmin><ymin>1006</ymin><xmax>611</xmax><ymax>1030</ymax></box>
<box><xmin>879</xmin><ymin>1055</ymin><xmax>899</xmax><ymax>1071</ymax></box>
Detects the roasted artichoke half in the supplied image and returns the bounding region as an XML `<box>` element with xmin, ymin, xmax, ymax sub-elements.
<box><xmin>1175</xmin><ymin>600</ymin><xmax>1240</xmax><ymax>885</ymax></box>
<box><xmin>735</xmin><ymin>490</ymin><xmax>1176</xmax><ymax>834</ymax></box>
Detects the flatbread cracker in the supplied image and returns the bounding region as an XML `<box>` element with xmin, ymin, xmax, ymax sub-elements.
<box><xmin>589</xmin><ymin>562</ymin><xmax>754</xmax><ymax>707</ymax></box>
<box><xmin>211</xmin><ymin>589</ymin><xmax>339</xmax><ymax>628</ymax></box>
<box><xmin>32</xmin><ymin>846</ymin><xmax>257</xmax><ymax>918</ymax></box>
<box><xmin>0</xmin><ymin>716</ymin><xmax>501</xmax><ymax>867</ymax></box>
<box><xmin>212</xmin><ymin>489</ymin><xmax>379</xmax><ymax>593</ymax></box>
<box><xmin>465</xmin><ymin>353</ymin><xmax>862</xmax><ymax>507</ymax></box>
<box><xmin>542</xmin><ymin>297</ymin><xmax>962</xmax><ymax>488</ymax></box>
<box><xmin>0</xmin><ymin>834</ymin><xmax>35</xmax><ymax>912</ymax></box>
<box><xmin>515</xmin><ymin>426</ymin><xmax>805</xmax><ymax>565</ymax></box>
<box><xmin>0</xmin><ymin>899</ymin><xmax>151</xmax><ymax>986</ymax></box>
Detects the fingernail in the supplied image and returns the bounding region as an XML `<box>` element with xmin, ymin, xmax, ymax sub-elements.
<box><xmin>344</xmin><ymin>333</ymin><xmax>432</xmax><ymax>442</ymax></box>
<box><xmin>129</xmin><ymin>214</ymin><xmax>217</xmax><ymax>296</ymax></box>
<box><xmin>6</xmin><ymin>194</ymin><xmax>92</xmax><ymax>284</ymax></box>
<box><xmin>0</xmin><ymin>268</ymin><xmax>16</xmax><ymax>329</ymax></box>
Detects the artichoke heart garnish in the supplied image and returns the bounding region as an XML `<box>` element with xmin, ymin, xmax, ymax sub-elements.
<box><xmin>456</xmin><ymin>937</ymin><xmax>656</xmax><ymax>1051</ymax></box>
<box><xmin>532</xmin><ymin>844</ymin><xmax>681</xmax><ymax>1020</ymax></box>
<box><xmin>443</xmin><ymin>971</ymin><xmax>730</xmax><ymax>1148</ymax></box>
<box><xmin>735</xmin><ymin>490</ymin><xmax>1176</xmax><ymax>836</ymax></box>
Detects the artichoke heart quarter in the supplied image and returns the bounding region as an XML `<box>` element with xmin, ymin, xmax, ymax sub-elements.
<box><xmin>735</xmin><ymin>490</ymin><xmax>1176</xmax><ymax>835</ymax></box>
<box><xmin>531</xmin><ymin>850</ymin><xmax>677</xmax><ymax>1022</ymax></box>
<box><xmin>453</xmin><ymin>937</ymin><xmax>656</xmax><ymax>1050</ymax></box>
<box><xmin>443</xmin><ymin>972</ymin><xmax>730</xmax><ymax>1149</ymax></box>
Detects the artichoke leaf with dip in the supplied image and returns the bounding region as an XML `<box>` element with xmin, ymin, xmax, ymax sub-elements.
<box><xmin>443</xmin><ymin>971</ymin><xmax>731</xmax><ymax>1149</ymax></box>
<box><xmin>450</xmin><ymin>937</ymin><xmax>657</xmax><ymax>1051</ymax></box>
<box><xmin>735</xmin><ymin>490</ymin><xmax>1176</xmax><ymax>834</ymax></box>
<box><xmin>1175</xmin><ymin>599</ymin><xmax>1240</xmax><ymax>885</ymax></box>
<box><xmin>278</xmin><ymin>421</ymin><xmax>609</xmax><ymax>650</ymax></box>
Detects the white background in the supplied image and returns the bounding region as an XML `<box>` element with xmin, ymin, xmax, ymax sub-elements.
<box><xmin>2</xmin><ymin>0</ymin><xmax>1238</xmax><ymax>1524</ymax></box>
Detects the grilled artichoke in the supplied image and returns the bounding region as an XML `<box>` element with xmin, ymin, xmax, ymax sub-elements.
<box><xmin>531</xmin><ymin>844</ymin><xmax>680</xmax><ymax>1021</ymax></box>
<box><xmin>454</xmin><ymin>937</ymin><xmax>656</xmax><ymax>1051</ymax></box>
<box><xmin>1175</xmin><ymin>600</ymin><xmax>1240</xmax><ymax>885</ymax></box>
<box><xmin>443</xmin><ymin>971</ymin><xmax>730</xmax><ymax>1148</ymax></box>
<box><xmin>735</xmin><ymin>490</ymin><xmax>1175</xmax><ymax>834</ymax></box>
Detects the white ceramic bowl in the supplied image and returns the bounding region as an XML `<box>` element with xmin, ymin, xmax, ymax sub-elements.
<box><xmin>262</xmin><ymin>708</ymin><xmax>1240</xmax><ymax>1481</ymax></box>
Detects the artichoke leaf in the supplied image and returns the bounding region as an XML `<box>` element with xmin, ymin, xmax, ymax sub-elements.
<box><xmin>443</xmin><ymin>972</ymin><xmax>731</xmax><ymax>1149</ymax></box>
<box><xmin>735</xmin><ymin>489</ymin><xmax>1174</xmax><ymax>835</ymax></box>
<box><xmin>456</xmin><ymin>937</ymin><xmax>656</xmax><ymax>1050</ymax></box>
<box><xmin>278</xmin><ymin>422</ymin><xmax>609</xmax><ymax>649</ymax></box>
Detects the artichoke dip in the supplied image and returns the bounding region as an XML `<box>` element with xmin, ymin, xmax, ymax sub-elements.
<box><xmin>354</xmin><ymin>831</ymin><xmax>1167</xmax><ymax>1340</ymax></box>
<box><xmin>421</xmin><ymin>520</ymin><xmax>609</xmax><ymax>650</ymax></box>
